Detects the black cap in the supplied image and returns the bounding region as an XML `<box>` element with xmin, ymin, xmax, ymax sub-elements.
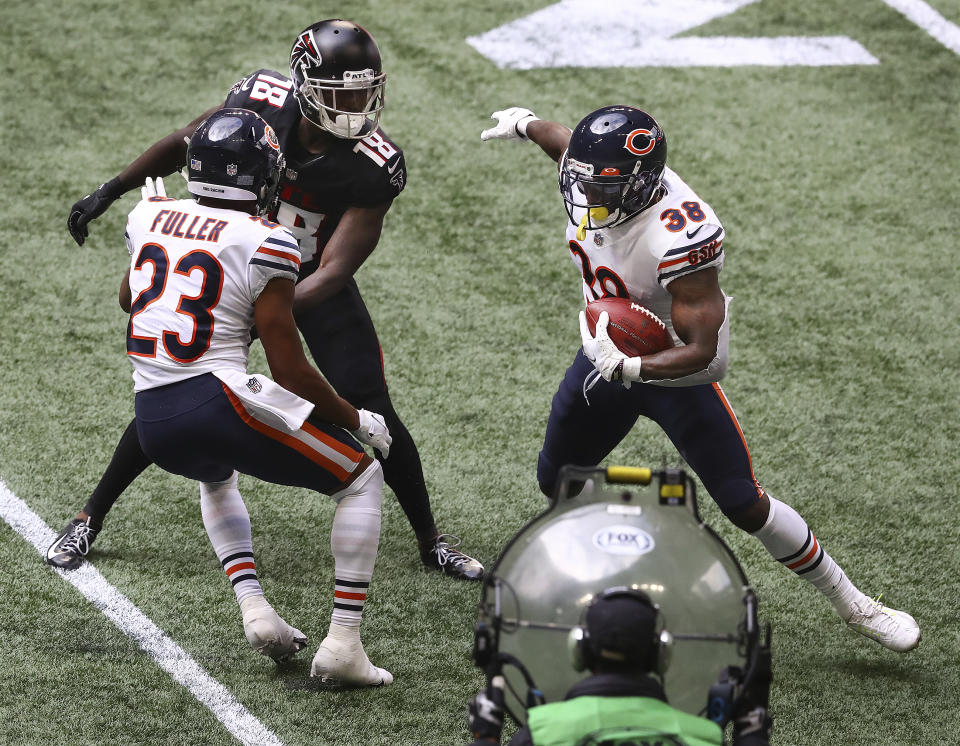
<box><xmin>585</xmin><ymin>594</ymin><xmax>657</xmax><ymax>670</ymax></box>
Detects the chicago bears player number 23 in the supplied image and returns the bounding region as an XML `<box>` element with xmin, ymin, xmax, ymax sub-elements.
<box><xmin>121</xmin><ymin>108</ymin><xmax>393</xmax><ymax>684</ymax></box>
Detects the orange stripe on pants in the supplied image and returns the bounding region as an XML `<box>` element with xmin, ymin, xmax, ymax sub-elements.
<box><xmin>221</xmin><ymin>383</ymin><xmax>354</xmax><ymax>483</ymax></box>
<box><xmin>711</xmin><ymin>383</ymin><xmax>764</xmax><ymax>499</ymax></box>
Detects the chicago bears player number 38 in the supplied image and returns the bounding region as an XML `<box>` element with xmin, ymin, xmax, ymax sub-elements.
<box><xmin>481</xmin><ymin>104</ymin><xmax>921</xmax><ymax>653</ymax></box>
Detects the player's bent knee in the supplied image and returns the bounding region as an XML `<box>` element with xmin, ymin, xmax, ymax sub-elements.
<box><xmin>537</xmin><ymin>453</ymin><xmax>591</xmax><ymax>499</ymax></box>
<box><xmin>332</xmin><ymin>459</ymin><xmax>383</xmax><ymax>505</ymax></box>
<box><xmin>710</xmin><ymin>481</ymin><xmax>770</xmax><ymax>532</ymax></box>
<box><xmin>537</xmin><ymin>451</ymin><xmax>557</xmax><ymax>498</ymax></box>
<box><xmin>199</xmin><ymin>470</ymin><xmax>240</xmax><ymax>501</ymax></box>
<box><xmin>726</xmin><ymin>496</ymin><xmax>770</xmax><ymax>533</ymax></box>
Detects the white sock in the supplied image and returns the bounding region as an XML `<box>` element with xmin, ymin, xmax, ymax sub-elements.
<box><xmin>329</xmin><ymin>462</ymin><xmax>383</xmax><ymax>627</ymax></box>
<box><xmin>200</xmin><ymin>472</ymin><xmax>263</xmax><ymax>604</ymax></box>
<box><xmin>752</xmin><ymin>496</ymin><xmax>866</xmax><ymax>618</ymax></box>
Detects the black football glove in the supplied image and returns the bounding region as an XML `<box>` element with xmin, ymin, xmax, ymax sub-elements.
<box><xmin>67</xmin><ymin>177</ymin><xmax>124</xmax><ymax>246</ymax></box>
<box><xmin>468</xmin><ymin>675</ymin><xmax>505</xmax><ymax>742</ymax></box>
<box><xmin>733</xmin><ymin>625</ymin><xmax>772</xmax><ymax>740</ymax></box>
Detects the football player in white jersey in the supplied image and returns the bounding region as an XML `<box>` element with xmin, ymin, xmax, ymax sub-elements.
<box><xmin>123</xmin><ymin>108</ymin><xmax>393</xmax><ymax>686</ymax></box>
<box><xmin>52</xmin><ymin>19</ymin><xmax>483</xmax><ymax>582</ymax></box>
<box><xmin>481</xmin><ymin>105</ymin><xmax>920</xmax><ymax>653</ymax></box>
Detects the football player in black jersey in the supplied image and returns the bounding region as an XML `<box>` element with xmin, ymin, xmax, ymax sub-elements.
<box><xmin>50</xmin><ymin>19</ymin><xmax>483</xmax><ymax>581</ymax></box>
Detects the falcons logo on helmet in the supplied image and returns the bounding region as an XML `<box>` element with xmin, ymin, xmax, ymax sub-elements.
<box><xmin>291</xmin><ymin>30</ymin><xmax>322</xmax><ymax>70</ymax></box>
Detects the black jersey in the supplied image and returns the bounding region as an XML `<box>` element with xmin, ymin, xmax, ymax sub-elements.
<box><xmin>224</xmin><ymin>69</ymin><xmax>407</xmax><ymax>266</ymax></box>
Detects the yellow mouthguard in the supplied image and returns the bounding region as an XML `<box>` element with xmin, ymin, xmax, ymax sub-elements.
<box><xmin>576</xmin><ymin>207</ymin><xmax>610</xmax><ymax>241</ymax></box>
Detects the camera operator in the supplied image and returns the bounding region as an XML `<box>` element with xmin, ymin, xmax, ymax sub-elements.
<box><xmin>467</xmin><ymin>587</ymin><xmax>772</xmax><ymax>746</ymax></box>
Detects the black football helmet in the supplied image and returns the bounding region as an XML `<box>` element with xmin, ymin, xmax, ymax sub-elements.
<box><xmin>289</xmin><ymin>19</ymin><xmax>386</xmax><ymax>139</ymax></box>
<box><xmin>186</xmin><ymin>108</ymin><xmax>284</xmax><ymax>216</ymax></box>
<box><xmin>559</xmin><ymin>106</ymin><xmax>667</xmax><ymax>233</ymax></box>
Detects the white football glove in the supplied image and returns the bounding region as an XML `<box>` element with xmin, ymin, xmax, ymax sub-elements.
<box><xmin>352</xmin><ymin>409</ymin><xmax>392</xmax><ymax>459</ymax></box>
<box><xmin>140</xmin><ymin>176</ymin><xmax>167</xmax><ymax>201</ymax></box>
<box><xmin>578</xmin><ymin>310</ymin><xmax>642</xmax><ymax>389</ymax></box>
<box><xmin>480</xmin><ymin>107</ymin><xmax>539</xmax><ymax>141</ymax></box>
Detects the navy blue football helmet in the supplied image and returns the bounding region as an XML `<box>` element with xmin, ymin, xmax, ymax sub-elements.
<box><xmin>289</xmin><ymin>19</ymin><xmax>386</xmax><ymax>139</ymax></box>
<box><xmin>186</xmin><ymin>108</ymin><xmax>284</xmax><ymax>215</ymax></box>
<box><xmin>560</xmin><ymin>106</ymin><xmax>667</xmax><ymax>233</ymax></box>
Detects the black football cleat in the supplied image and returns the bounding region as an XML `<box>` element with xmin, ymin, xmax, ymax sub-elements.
<box><xmin>421</xmin><ymin>535</ymin><xmax>484</xmax><ymax>581</ymax></box>
<box><xmin>45</xmin><ymin>517</ymin><xmax>99</xmax><ymax>570</ymax></box>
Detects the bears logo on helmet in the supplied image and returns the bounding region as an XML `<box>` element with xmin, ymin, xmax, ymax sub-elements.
<box><xmin>624</xmin><ymin>128</ymin><xmax>657</xmax><ymax>156</ymax></box>
<box><xmin>559</xmin><ymin>106</ymin><xmax>667</xmax><ymax>234</ymax></box>
<box><xmin>263</xmin><ymin>124</ymin><xmax>280</xmax><ymax>151</ymax></box>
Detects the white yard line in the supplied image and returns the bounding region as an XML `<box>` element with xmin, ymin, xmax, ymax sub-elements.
<box><xmin>0</xmin><ymin>479</ymin><xmax>285</xmax><ymax>746</ymax></box>
<box><xmin>882</xmin><ymin>0</ymin><xmax>960</xmax><ymax>56</ymax></box>
<box><xmin>466</xmin><ymin>0</ymin><xmax>879</xmax><ymax>69</ymax></box>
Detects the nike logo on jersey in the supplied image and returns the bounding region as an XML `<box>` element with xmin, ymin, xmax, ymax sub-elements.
<box><xmin>387</xmin><ymin>158</ymin><xmax>401</xmax><ymax>174</ymax></box>
<box><xmin>686</xmin><ymin>225</ymin><xmax>704</xmax><ymax>239</ymax></box>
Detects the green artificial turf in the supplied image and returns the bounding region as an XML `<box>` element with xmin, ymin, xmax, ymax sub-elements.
<box><xmin>1</xmin><ymin>1</ymin><xmax>958</xmax><ymax>744</ymax></box>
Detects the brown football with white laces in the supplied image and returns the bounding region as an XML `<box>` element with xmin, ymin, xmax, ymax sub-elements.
<box><xmin>584</xmin><ymin>298</ymin><xmax>674</xmax><ymax>357</ymax></box>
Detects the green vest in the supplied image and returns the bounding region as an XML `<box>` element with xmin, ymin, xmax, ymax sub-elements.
<box><xmin>526</xmin><ymin>695</ymin><xmax>724</xmax><ymax>746</ymax></box>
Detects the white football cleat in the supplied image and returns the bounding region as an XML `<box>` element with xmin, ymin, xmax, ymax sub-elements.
<box><xmin>240</xmin><ymin>595</ymin><xmax>307</xmax><ymax>662</ymax></box>
<box><xmin>311</xmin><ymin>623</ymin><xmax>393</xmax><ymax>687</ymax></box>
<box><xmin>845</xmin><ymin>595</ymin><xmax>921</xmax><ymax>652</ymax></box>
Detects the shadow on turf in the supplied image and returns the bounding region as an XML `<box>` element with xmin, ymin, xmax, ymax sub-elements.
<box><xmin>284</xmin><ymin>677</ymin><xmax>383</xmax><ymax>692</ymax></box>
<box><xmin>271</xmin><ymin>657</ymin><xmax>394</xmax><ymax>692</ymax></box>
<box><xmin>800</xmin><ymin>649</ymin><xmax>926</xmax><ymax>684</ymax></box>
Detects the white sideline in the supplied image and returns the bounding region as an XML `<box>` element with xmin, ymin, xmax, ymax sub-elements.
<box><xmin>0</xmin><ymin>479</ymin><xmax>285</xmax><ymax>746</ymax></box>
<box><xmin>882</xmin><ymin>0</ymin><xmax>960</xmax><ymax>56</ymax></box>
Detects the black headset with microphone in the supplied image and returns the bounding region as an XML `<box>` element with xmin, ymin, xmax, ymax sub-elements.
<box><xmin>567</xmin><ymin>586</ymin><xmax>674</xmax><ymax>678</ymax></box>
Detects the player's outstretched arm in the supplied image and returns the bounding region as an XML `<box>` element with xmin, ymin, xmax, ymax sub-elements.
<box><xmin>524</xmin><ymin>120</ymin><xmax>572</xmax><ymax>164</ymax></box>
<box><xmin>256</xmin><ymin>277</ymin><xmax>392</xmax><ymax>457</ymax></box>
<box><xmin>67</xmin><ymin>105</ymin><xmax>221</xmax><ymax>246</ymax></box>
<box><xmin>292</xmin><ymin>201</ymin><xmax>392</xmax><ymax>314</ymax></box>
<box><xmin>480</xmin><ymin>107</ymin><xmax>571</xmax><ymax>163</ymax></box>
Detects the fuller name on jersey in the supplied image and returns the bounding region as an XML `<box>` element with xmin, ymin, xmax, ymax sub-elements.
<box><xmin>125</xmin><ymin>196</ymin><xmax>301</xmax><ymax>392</ymax></box>
<box><xmin>224</xmin><ymin>69</ymin><xmax>407</xmax><ymax>269</ymax></box>
<box><xmin>565</xmin><ymin>166</ymin><xmax>732</xmax><ymax>386</ymax></box>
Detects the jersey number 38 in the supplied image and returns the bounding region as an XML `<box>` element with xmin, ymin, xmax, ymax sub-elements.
<box><xmin>568</xmin><ymin>239</ymin><xmax>628</xmax><ymax>300</ymax></box>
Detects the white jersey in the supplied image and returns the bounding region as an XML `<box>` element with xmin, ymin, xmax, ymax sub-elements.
<box><xmin>565</xmin><ymin>166</ymin><xmax>731</xmax><ymax>386</ymax></box>
<box><xmin>125</xmin><ymin>197</ymin><xmax>301</xmax><ymax>392</ymax></box>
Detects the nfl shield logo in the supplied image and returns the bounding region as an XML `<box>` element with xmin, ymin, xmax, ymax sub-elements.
<box><xmin>226</xmin><ymin>163</ymin><xmax>238</xmax><ymax>176</ymax></box>
<box><xmin>245</xmin><ymin>377</ymin><xmax>262</xmax><ymax>394</ymax></box>
<box><xmin>190</xmin><ymin>158</ymin><xmax>201</xmax><ymax>170</ymax></box>
<box><xmin>285</xmin><ymin>168</ymin><xmax>298</xmax><ymax>181</ymax></box>
<box><xmin>594</xmin><ymin>232</ymin><xmax>604</xmax><ymax>246</ymax></box>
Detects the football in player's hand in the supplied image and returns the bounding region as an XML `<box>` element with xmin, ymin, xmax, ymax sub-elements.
<box><xmin>585</xmin><ymin>298</ymin><xmax>674</xmax><ymax>357</ymax></box>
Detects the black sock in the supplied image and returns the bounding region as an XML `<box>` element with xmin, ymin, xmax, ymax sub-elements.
<box><xmin>360</xmin><ymin>393</ymin><xmax>438</xmax><ymax>543</ymax></box>
<box><xmin>82</xmin><ymin>419</ymin><xmax>152</xmax><ymax>524</ymax></box>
